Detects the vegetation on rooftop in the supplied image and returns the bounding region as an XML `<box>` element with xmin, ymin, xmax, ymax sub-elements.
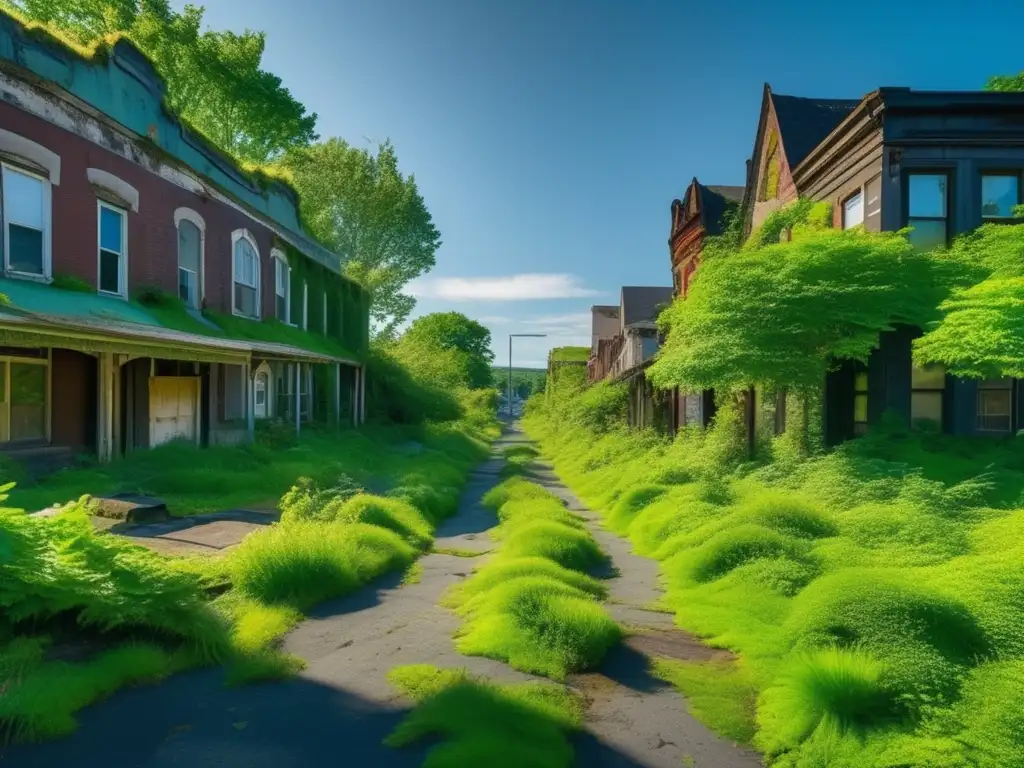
<box><xmin>548</xmin><ymin>346</ymin><xmax>589</xmax><ymax>363</ymax></box>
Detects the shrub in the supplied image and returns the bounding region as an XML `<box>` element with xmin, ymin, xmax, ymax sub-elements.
<box><xmin>500</xmin><ymin>520</ymin><xmax>605</xmax><ymax>572</ymax></box>
<box><xmin>229</xmin><ymin>521</ymin><xmax>415</xmax><ymax>609</ymax></box>
<box><xmin>453</xmin><ymin>576</ymin><xmax>621</xmax><ymax>679</ymax></box>
<box><xmin>736</xmin><ymin>491</ymin><xmax>836</xmax><ymax>539</ymax></box>
<box><xmin>494</xmin><ymin>498</ymin><xmax>585</xmax><ymax>537</ymax></box>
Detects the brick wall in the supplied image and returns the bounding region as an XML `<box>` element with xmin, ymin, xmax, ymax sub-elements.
<box><xmin>0</xmin><ymin>101</ymin><xmax>282</xmax><ymax>317</ymax></box>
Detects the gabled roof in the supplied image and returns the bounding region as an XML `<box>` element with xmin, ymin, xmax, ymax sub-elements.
<box><xmin>621</xmin><ymin>286</ymin><xmax>673</xmax><ymax>327</ymax></box>
<box><xmin>770</xmin><ymin>92</ymin><xmax>859</xmax><ymax>168</ymax></box>
<box><xmin>672</xmin><ymin>180</ymin><xmax>743</xmax><ymax>240</ymax></box>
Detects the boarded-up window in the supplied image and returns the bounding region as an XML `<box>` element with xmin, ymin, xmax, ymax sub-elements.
<box><xmin>864</xmin><ymin>176</ymin><xmax>882</xmax><ymax>232</ymax></box>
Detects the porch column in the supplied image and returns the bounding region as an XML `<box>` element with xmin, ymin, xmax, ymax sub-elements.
<box><xmin>294</xmin><ymin>362</ymin><xmax>301</xmax><ymax>436</ymax></box>
<box><xmin>96</xmin><ymin>352</ymin><xmax>115</xmax><ymax>462</ymax></box>
<box><xmin>351</xmin><ymin>366</ymin><xmax>359</xmax><ymax>427</ymax></box>
<box><xmin>360</xmin><ymin>364</ymin><xmax>367</xmax><ymax>424</ymax></box>
<box><xmin>245</xmin><ymin>361</ymin><xmax>255</xmax><ymax>442</ymax></box>
<box><xmin>334</xmin><ymin>363</ymin><xmax>342</xmax><ymax>427</ymax></box>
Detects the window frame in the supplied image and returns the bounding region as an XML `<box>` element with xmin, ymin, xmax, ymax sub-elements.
<box><xmin>853</xmin><ymin>367</ymin><xmax>869</xmax><ymax>436</ymax></box>
<box><xmin>302</xmin><ymin>281</ymin><xmax>309</xmax><ymax>330</ymax></box>
<box><xmin>842</xmin><ymin>188</ymin><xmax>864</xmax><ymax>229</ymax></box>
<box><xmin>231</xmin><ymin>229</ymin><xmax>261</xmax><ymax>320</ymax></box>
<box><xmin>96</xmin><ymin>200</ymin><xmax>128</xmax><ymax>298</ymax></box>
<box><xmin>174</xmin><ymin>208</ymin><xmax>205</xmax><ymax>309</ymax></box>
<box><xmin>2</xmin><ymin>162</ymin><xmax>52</xmax><ymax>280</ymax></box>
<box><xmin>0</xmin><ymin>351</ymin><xmax>50</xmax><ymax>444</ymax></box>
<box><xmin>904</xmin><ymin>170</ymin><xmax>952</xmax><ymax>251</ymax></box>
<box><xmin>272</xmin><ymin>248</ymin><xmax>292</xmax><ymax>325</ymax></box>
<box><xmin>977</xmin><ymin>378</ymin><xmax>1014</xmax><ymax>434</ymax></box>
<box><xmin>910</xmin><ymin>363</ymin><xmax>946</xmax><ymax>430</ymax></box>
<box><xmin>980</xmin><ymin>170</ymin><xmax>1023</xmax><ymax>222</ymax></box>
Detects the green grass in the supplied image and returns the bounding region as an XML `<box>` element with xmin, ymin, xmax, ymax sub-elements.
<box><xmin>1</xmin><ymin>399</ymin><xmax>499</xmax><ymax>745</ymax></box>
<box><xmin>482</xmin><ymin>476</ymin><xmax>558</xmax><ymax>510</ymax></box>
<box><xmin>432</xmin><ymin>546</ymin><xmax>489</xmax><ymax>557</ymax></box>
<box><xmin>229</xmin><ymin>521</ymin><xmax>416</xmax><ymax>608</ymax></box>
<box><xmin>652</xmin><ymin>657</ymin><xmax>758</xmax><ymax>745</ymax></box>
<box><xmin>443</xmin><ymin>478</ymin><xmax>619</xmax><ymax>679</ymax></box>
<box><xmin>0</xmin><ymin>640</ymin><xmax>175</xmax><ymax>744</ymax></box>
<box><xmin>385</xmin><ymin>664</ymin><xmax>584</xmax><ymax>768</ymax></box>
<box><xmin>549</xmin><ymin>347</ymin><xmax>589</xmax><ymax>363</ymax></box>
<box><xmin>523</xmin><ymin>396</ymin><xmax>1024</xmax><ymax>766</ymax></box>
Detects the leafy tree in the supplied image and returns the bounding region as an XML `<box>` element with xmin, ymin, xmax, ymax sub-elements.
<box><xmin>283</xmin><ymin>140</ymin><xmax>441</xmax><ymax>334</ymax></box>
<box><xmin>915</xmin><ymin>223</ymin><xmax>1024</xmax><ymax>378</ymax></box>
<box><xmin>3</xmin><ymin>0</ymin><xmax>318</xmax><ymax>163</ymax></box>
<box><xmin>985</xmin><ymin>71</ymin><xmax>1024</xmax><ymax>92</ymax></box>
<box><xmin>650</xmin><ymin>226</ymin><xmax>969</xmax><ymax>395</ymax></box>
<box><xmin>396</xmin><ymin>312</ymin><xmax>494</xmax><ymax>390</ymax></box>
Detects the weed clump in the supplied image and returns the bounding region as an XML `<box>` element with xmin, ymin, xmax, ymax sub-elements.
<box><xmin>229</xmin><ymin>521</ymin><xmax>416</xmax><ymax>609</ymax></box>
<box><xmin>335</xmin><ymin>493</ymin><xmax>433</xmax><ymax>547</ymax></box>
<box><xmin>386</xmin><ymin>664</ymin><xmax>584</xmax><ymax>768</ymax></box>
<box><xmin>500</xmin><ymin>520</ymin><xmax>605</xmax><ymax>572</ymax></box>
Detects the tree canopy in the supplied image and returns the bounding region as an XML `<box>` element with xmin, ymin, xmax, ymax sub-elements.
<box><xmin>914</xmin><ymin>223</ymin><xmax>1024</xmax><ymax>379</ymax></box>
<box><xmin>650</xmin><ymin>221</ymin><xmax>969</xmax><ymax>395</ymax></box>
<box><xmin>4</xmin><ymin>0</ymin><xmax>318</xmax><ymax>163</ymax></box>
<box><xmin>283</xmin><ymin>140</ymin><xmax>442</xmax><ymax>335</ymax></box>
<box><xmin>394</xmin><ymin>312</ymin><xmax>494</xmax><ymax>390</ymax></box>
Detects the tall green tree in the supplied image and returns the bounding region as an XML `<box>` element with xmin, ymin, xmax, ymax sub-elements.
<box><xmin>3</xmin><ymin>0</ymin><xmax>317</xmax><ymax>163</ymax></box>
<box><xmin>283</xmin><ymin>139</ymin><xmax>441</xmax><ymax>334</ymax></box>
<box><xmin>986</xmin><ymin>71</ymin><xmax>1024</xmax><ymax>92</ymax></box>
<box><xmin>397</xmin><ymin>312</ymin><xmax>494</xmax><ymax>390</ymax></box>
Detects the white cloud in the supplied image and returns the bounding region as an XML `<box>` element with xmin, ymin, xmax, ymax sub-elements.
<box><xmin>407</xmin><ymin>273</ymin><xmax>600</xmax><ymax>301</ymax></box>
<box><xmin>476</xmin><ymin>315</ymin><xmax>513</xmax><ymax>325</ymax></box>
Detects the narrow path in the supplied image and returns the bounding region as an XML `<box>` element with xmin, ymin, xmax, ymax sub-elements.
<box><xmin>4</xmin><ymin>425</ymin><xmax>761</xmax><ymax>768</ymax></box>
<box><xmin>522</xmin><ymin>431</ymin><xmax>763</xmax><ymax>768</ymax></box>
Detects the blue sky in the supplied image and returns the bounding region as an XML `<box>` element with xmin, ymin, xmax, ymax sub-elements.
<box><xmin>180</xmin><ymin>0</ymin><xmax>1024</xmax><ymax>369</ymax></box>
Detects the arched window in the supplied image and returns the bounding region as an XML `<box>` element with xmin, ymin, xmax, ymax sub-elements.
<box><xmin>175</xmin><ymin>208</ymin><xmax>205</xmax><ymax>309</ymax></box>
<box><xmin>232</xmin><ymin>230</ymin><xmax>260</xmax><ymax>319</ymax></box>
<box><xmin>272</xmin><ymin>248</ymin><xmax>291</xmax><ymax>323</ymax></box>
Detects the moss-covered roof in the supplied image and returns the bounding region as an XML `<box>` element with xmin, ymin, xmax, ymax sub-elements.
<box><xmin>0</xmin><ymin>278</ymin><xmax>360</xmax><ymax>363</ymax></box>
<box><xmin>549</xmin><ymin>346</ymin><xmax>590</xmax><ymax>363</ymax></box>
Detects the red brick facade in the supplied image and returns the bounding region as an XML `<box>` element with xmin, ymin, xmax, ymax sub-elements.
<box><xmin>0</xmin><ymin>100</ymin><xmax>283</xmax><ymax>317</ymax></box>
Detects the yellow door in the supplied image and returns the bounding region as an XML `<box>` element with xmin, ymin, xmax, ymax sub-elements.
<box><xmin>149</xmin><ymin>377</ymin><xmax>198</xmax><ymax>447</ymax></box>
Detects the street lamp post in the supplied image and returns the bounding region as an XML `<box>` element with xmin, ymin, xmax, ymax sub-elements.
<box><xmin>508</xmin><ymin>333</ymin><xmax>546</xmax><ymax>418</ymax></box>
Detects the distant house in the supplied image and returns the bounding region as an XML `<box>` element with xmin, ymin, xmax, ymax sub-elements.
<box><xmin>0</xmin><ymin>14</ymin><xmax>369</xmax><ymax>466</ymax></box>
<box><xmin>587</xmin><ymin>305</ymin><xmax>619</xmax><ymax>383</ymax></box>
<box><xmin>743</xmin><ymin>83</ymin><xmax>1024</xmax><ymax>444</ymax></box>
<box><xmin>667</xmin><ymin>178</ymin><xmax>743</xmax><ymax>434</ymax></box>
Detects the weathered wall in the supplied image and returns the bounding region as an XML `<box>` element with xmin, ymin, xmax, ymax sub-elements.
<box><xmin>50</xmin><ymin>348</ymin><xmax>95</xmax><ymax>449</ymax></box>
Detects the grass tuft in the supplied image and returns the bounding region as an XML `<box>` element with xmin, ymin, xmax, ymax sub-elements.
<box><xmin>386</xmin><ymin>664</ymin><xmax>583</xmax><ymax>768</ymax></box>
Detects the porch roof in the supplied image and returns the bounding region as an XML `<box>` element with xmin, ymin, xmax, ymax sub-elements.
<box><xmin>0</xmin><ymin>278</ymin><xmax>360</xmax><ymax>366</ymax></box>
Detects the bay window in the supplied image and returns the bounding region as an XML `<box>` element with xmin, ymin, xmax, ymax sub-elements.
<box><xmin>98</xmin><ymin>202</ymin><xmax>127</xmax><ymax>296</ymax></box>
<box><xmin>232</xmin><ymin>230</ymin><xmax>260</xmax><ymax>319</ymax></box>
<box><xmin>2</xmin><ymin>164</ymin><xmax>50</xmax><ymax>278</ymax></box>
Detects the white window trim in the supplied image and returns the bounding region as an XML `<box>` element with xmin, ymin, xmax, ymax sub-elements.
<box><xmin>97</xmin><ymin>200</ymin><xmax>128</xmax><ymax>298</ymax></box>
<box><xmin>2</xmin><ymin>162</ymin><xmax>52</xmax><ymax>281</ymax></box>
<box><xmin>0</xmin><ymin>129</ymin><xmax>61</xmax><ymax>184</ymax></box>
<box><xmin>175</xmin><ymin>208</ymin><xmax>205</xmax><ymax>308</ymax></box>
<box><xmin>87</xmin><ymin>168</ymin><xmax>139</xmax><ymax>212</ymax></box>
<box><xmin>272</xmin><ymin>247</ymin><xmax>292</xmax><ymax>325</ymax></box>
<box><xmin>231</xmin><ymin>228</ymin><xmax>261</xmax><ymax>319</ymax></box>
<box><xmin>302</xmin><ymin>281</ymin><xmax>309</xmax><ymax>330</ymax></box>
<box><xmin>843</xmin><ymin>189</ymin><xmax>864</xmax><ymax>229</ymax></box>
